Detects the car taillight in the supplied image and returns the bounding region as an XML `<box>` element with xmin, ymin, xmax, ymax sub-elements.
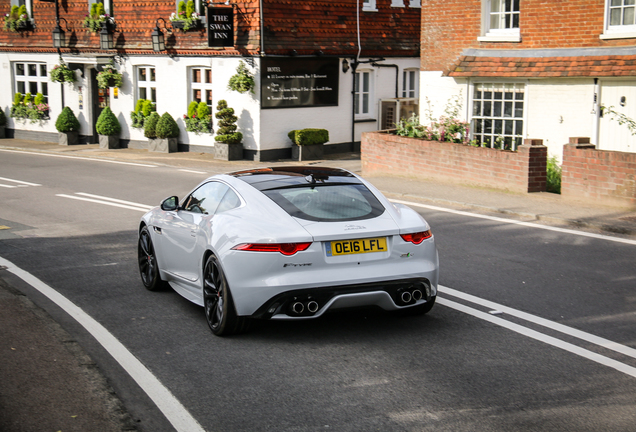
<box><xmin>400</xmin><ymin>230</ymin><xmax>432</xmax><ymax>245</ymax></box>
<box><xmin>231</xmin><ymin>242</ymin><xmax>312</xmax><ymax>256</ymax></box>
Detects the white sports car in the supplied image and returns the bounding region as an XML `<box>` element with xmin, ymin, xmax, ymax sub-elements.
<box><xmin>138</xmin><ymin>167</ymin><xmax>439</xmax><ymax>336</ymax></box>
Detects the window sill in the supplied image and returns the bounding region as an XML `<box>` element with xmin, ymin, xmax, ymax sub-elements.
<box><xmin>600</xmin><ymin>31</ymin><xmax>636</xmax><ymax>40</ymax></box>
<box><xmin>362</xmin><ymin>7</ymin><xmax>378</xmax><ymax>12</ymax></box>
<box><xmin>478</xmin><ymin>34</ymin><xmax>521</xmax><ymax>43</ymax></box>
<box><xmin>355</xmin><ymin>118</ymin><xmax>377</xmax><ymax>123</ymax></box>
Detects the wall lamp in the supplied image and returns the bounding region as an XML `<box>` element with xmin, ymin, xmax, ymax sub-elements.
<box><xmin>52</xmin><ymin>18</ymin><xmax>67</xmax><ymax>48</ymax></box>
<box><xmin>151</xmin><ymin>17</ymin><xmax>170</xmax><ymax>52</ymax></box>
<box><xmin>342</xmin><ymin>58</ymin><xmax>350</xmax><ymax>73</ymax></box>
<box><xmin>100</xmin><ymin>20</ymin><xmax>114</xmax><ymax>50</ymax></box>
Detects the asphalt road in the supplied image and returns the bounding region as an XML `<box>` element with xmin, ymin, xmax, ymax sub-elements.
<box><xmin>1</xmin><ymin>150</ymin><xmax>635</xmax><ymax>431</ymax></box>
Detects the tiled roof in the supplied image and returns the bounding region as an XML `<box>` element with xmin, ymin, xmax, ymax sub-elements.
<box><xmin>447</xmin><ymin>55</ymin><xmax>636</xmax><ymax>78</ymax></box>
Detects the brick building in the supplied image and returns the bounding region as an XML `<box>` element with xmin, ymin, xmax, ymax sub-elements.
<box><xmin>1</xmin><ymin>0</ymin><xmax>421</xmax><ymax>160</ymax></box>
<box><xmin>420</xmin><ymin>0</ymin><xmax>636</xmax><ymax>160</ymax></box>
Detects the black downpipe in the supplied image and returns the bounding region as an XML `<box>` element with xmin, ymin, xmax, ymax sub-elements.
<box><xmin>371</xmin><ymin>62</ymin><xmax>399</xmax><ymax>99</ymax></box>
<box><xmin>351</xmin><ymin>60</ymin><xmax>358</xmax><ymax>149</ymax></box>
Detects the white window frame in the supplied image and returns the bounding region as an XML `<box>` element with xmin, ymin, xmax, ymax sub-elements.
<box><xmin>601</xmin><ymin>0</ymin><xmax>636</xmax><ymax>39</ymax></box>
<box><xmin>478</xmin><ymin>0</ymin><xmax>521</xmax><ymax>43</ymax></box>
<box><xmin>88</xmin><ymin>0</ymin><xmax>112</xmax><ymax>15</ymax></box>
<box><xmin>408</xmin><ymin>0</ymin><xmax>421</xmax><ymax>8</ymax></box>
<box><xmin>469</xmin><ymin>81</ymin><xmax>526</xmax><ymax>151</ymax></box>
<box><xmin>363</xmin><ymin>0</ymin><xmax>378</xmax><ymax>12</ymax></box>
<box><xmin>189</xmin><ymin>66</ymin><xmax>213</xmax><ymax>110</ymax></box>
<box><xmin>391</xmin><ymin>0</ymin><xmax>405</xmax><ymax>7</ymax></box>
<box><xmin>402</xmin><ymin>68</ymin><xmax>419</xmax><ymax>99</ymax></box>
<box><xmin>135</xmin><ymin>65</ymin><xmax>157</xmax><ymax>104</ymax></box>
<box><xmin>13</xmin><ymin>61</ymin><xmax>49</xmax><ymax>103</ymax></box>
<box><xmin>354</xmin><ymin>69</ymin><xmax>374</xmax><ymax>119</ymax></box>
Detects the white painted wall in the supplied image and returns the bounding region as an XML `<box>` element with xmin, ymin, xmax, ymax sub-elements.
<box><xmin>420</xmin><ymin>72</ymin><xmax>599</xmax><ymax>161</ymax></box>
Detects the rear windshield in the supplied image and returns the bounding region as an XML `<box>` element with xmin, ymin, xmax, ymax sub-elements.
<box><xmin>263</xmin><ymin>184</ymin><xmax>385</xmax><ymax>222</ymax></box>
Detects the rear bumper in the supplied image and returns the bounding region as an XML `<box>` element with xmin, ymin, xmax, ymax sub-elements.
<box><xmin>251</xmin><ymin>278</ymin><xmax>435</xmax><ymax>320</ymax></box>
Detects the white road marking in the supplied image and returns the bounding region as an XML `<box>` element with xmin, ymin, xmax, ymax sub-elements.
<box><xmin>439</xmin><ymin>285</ymin><xmax>636</xmax><ymax>360</ymax></box>
<box><xmin>438</xmin><ymin>297</ymin><xmax>636</xmax><ymax>379</ymax></box>
<box><xmin>56</xmin><ymin>193</ymin><xmax>153</xmax><ymax>212</ymax></box>
<box><xmin>391</xmin><ymin>199</ymin><xmax>636</xmax><ymax>246</ymax></box>
<box><xmin>0</xmin><ymin>256</ymin><xmax>206</xmax><ymax>432</ymax></box>
<box><xmin>0</xmin><ymin>149</ymin><xmax>157</xmax><ymax>168</ymax></box>
<box><xmin>0</xmin><ymin>176</ymin><xmax>42</xmax><ymax>188</ymax></box>
<box><xmin>178</xmin><ymin>169</ymin><xmax>208</xmax><ymax>174</ymax></box>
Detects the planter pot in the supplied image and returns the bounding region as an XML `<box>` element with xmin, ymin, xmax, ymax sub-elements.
<box><xmin>150</xmin><ymin>137</ymin><xmax>178</xmax><ymax>153</ymax></box>
<box><xmin>214</xmin><ymin>143</ymin><xmax>243</xmax><ymax>161</ymax></box>
<box><xmin>16</xmin><ymin>20</ymin><xmax>33</xmax><ymax>31</ymax></box>
<box><xmin>0</xmin><ymin>125</ymin><xmax>5</xmax><ymax>139</ymax></box>
<box><xmin>171</xmin><ymin>20</ymin><xmax>201</xmax><ymax>31</ymax></box>
<box><xmin>58</xmin><ymin>131</ymin><xmax>79</xmax><ymax>146</ymax></box>
<box><xmin>99</xmin><ymin>134</ymin><xmax>120</xmax><ymax>149</ymax></box>
<box><xmin>292</xmin><ymin>143</ymin><xmax>324</xmax><ymax>161</ymax></box>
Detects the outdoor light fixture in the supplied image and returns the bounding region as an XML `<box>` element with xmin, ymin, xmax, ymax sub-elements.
<box><xmin>52</xmin><ymin>22</ymin><xmax>66</xmax><ymax>48</ymax></box>
<box><xmin>342</xmin><ymin>58</ymin><xmax>350</xmax><ymax>73</ymax></box>
<box><xmin>151</xmin><ymin>18</ymin><xmax>167</xmax><ymax>52</ymax></box>
<box><xmin>100</xmin><ymin>21</ymin><xmax>114</xmax><ymax>50</ymax></box>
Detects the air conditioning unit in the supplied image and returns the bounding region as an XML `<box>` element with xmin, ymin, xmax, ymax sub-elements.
<box><xmin>380</xmin><ymin>98</ymin><xmax>419</xmax><ymax>130</ymax></box>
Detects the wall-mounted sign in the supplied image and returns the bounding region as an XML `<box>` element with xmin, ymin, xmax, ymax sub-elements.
<box><xmin>261</xmin><ymin>58</ymin><xmax>339</xmax><ymax>109</ymax></box>
<box><xmin>207</xmin><ymin>7</ymin><xmax>234</xmax><ymax>48</ymax></box>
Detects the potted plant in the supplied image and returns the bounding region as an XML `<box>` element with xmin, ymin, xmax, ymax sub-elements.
<box><xmin>50</xmin><ymin>61</ymin><xmax>76</xmax><ymax>84</ymax></box>
<box><xmin>55</xmin><ymin>107</ymin><xmax>81</xmax><ymax>145</ymax></box>
<box><xmin>0</xmin><ymin>106</ymin><xmax>6</xmax><ymax>138</ymax></box>
<box><xmin>214</xmin><ymin>100</ymin><xmax>243</xmax><ymax>160</ymax></box>
<box><xmin>11</xmin><ymin>92</ymin><xmax>49</xmax><ymax>123</ymax></box>
<box><xmin>152</xmin><ymin>112</ymin><xmax>179</xmax><ymax>153</ymax></box>
<box><xmin>288</xmin><ymin>128</ymin><xmax>329</xmax><ymax>161</ymax></box>
<box><xmin>228</xmin><ymin>61</ymin><xmax>255</xmax><ymax>94</ymax></box>
<box><xmin>3</xmin><ymin>5</ymin><xmax>32</xmax><ymax>32</ymax></box>
<box><xmin>144</xmin><ymin>111</ymin><xmax>161</xmax><ymax>149</ymax></box>
<box><xmin>131</xmin><ymin>99</ymin><xmax>155</xmax><ymax>129</ymax></box>
<box><xmin>169</xmin><ymin>0</ymin><xmax>201</xmax><ymax>31</ymax></box>
<box><xmin>184</xmin><ymin>101</ymin><xmax>212</xmax><ymax>134</ymax></box>
<box><xmin>96</xmin><ymin>107</ymin><xmax>121</xmax><ymax>149</ymax></box>
<box><xmin>97</xmin><ymin>62</ymin><xmax>123</xmax><ymax>89</ymax></box>
<box><xmin>82</xmin><ymin>2</ymin><xmax>114</xmax><ymax>33</ymax></box>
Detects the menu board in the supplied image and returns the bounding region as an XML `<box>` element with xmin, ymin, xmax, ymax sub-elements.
<box><xmin>261</xmin><ymin>58</ymin><xmax>339</xmax><ymax>109</ymax></box>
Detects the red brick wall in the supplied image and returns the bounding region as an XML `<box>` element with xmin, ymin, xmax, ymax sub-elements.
<box><xmin>362</xmin><ymin>132</ymin><xmax>547</xmax><ymax>193</ymax></box>
<box><xmin>562</xmin><ymin>144</ymin><xmax>636</xmax><ymax>206</ymax></box>
<box><xmin>421</xmin><ymin>0</ymin><xmax>634</xmax><ymax>73</ymax></box>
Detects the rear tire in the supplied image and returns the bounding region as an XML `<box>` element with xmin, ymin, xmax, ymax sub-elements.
<box><xmin>138</xmin><ymin>226</ymin><xmax>167</xmax><ymax>291</ymax></box>
<box><xmin>203</xmin><ymin>255</ymin><xmax>250</xmax><ymax>336</ymax></box>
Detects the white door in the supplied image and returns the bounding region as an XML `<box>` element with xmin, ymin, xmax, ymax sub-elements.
<box><xmin>599</xmin><ymin>80</ymin><xmax>636</xmax><ymax>153</ymax></box>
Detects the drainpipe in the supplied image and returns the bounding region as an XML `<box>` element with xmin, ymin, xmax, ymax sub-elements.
<box><xmin>371</xmin><ymin>62</ymin><xmax>399</xmax><ymax>98</ymax></box>
<box><xmin>259</xmin><ymin>0</ymin><xmax>265</xmax><ymax>56</ymax></box>
<box><xmin>351</xmin><ymin>60</ymin><xmax>358</xmax><ymax>148</ymax></box>
<box><xmin>592</xmin><ymin>78</ymin><xmax>600</xmax><ymax>146</ymax></box>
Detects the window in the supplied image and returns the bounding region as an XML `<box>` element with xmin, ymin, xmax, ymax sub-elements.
<box><xmin>602</xmin><ymin>0</ymin><xmax>636</xmax><ymax>38</ymax></box>
<box><xmin>363</xmin><ymin>0</ymin><xmax>378</xmax><ymax>12</ymax></box>
<box><xmin>183</xmin><ymin>182</ymin><xmax>240</xmax><ymax>215</ymax></box>
<box><xmin>478</xmin><ymin>0</ymin><xmax>520</xmax><ymax>42</ymax></box>
<box><xmin>402</xmin><ymin>69</ymin><xmax>418</xmax><ymax>98</ymax></box>
<box><xmin>354</xmin><ymin>70</ymin><xmax>373</xmax><ymax>118</ymax></box>
<box><xmin>136</xmin><ymin>66</ymin><xmax>156</xmax><ymax>103</ymax></box>
<box><xmin>471</xmin><ymin>82</ymin><xmax>524</xmax><ymax>151</ymax></box>
<box><xmin>189</xmin><ymin>67</ymin><xmax>213</xmax><ymax>110</ymax></box>
<box><xmin>14</xmin><ymin>62</ymin><xmax>48</xmax><ymax>103</ymax></box>
<box><xmin>10</xmin><ymin>0</ymin><xmax>32</xmax><ymax>17</ymax></box>
<box><xmin>89</xmin><ymin>0</ymin><xmax>111</xmax><ymax>14</ymax></box>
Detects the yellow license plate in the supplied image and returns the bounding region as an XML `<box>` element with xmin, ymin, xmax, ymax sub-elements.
<box><xmin>327</xmin><ymin>237</ymin><xmax>387</xmax><ymax>257</ymax></box>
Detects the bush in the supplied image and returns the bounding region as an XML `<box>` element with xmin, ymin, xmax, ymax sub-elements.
<box><xmin>55</xmin><ymin>107</ymin><xmax>80</xmax><ymax>132</ymax></box>
<box><xmin>144</xmin><ymin>112</ymin><xmax>161</xmax><ymax>138</ymax></box>
<box><xmin>155</xmin><ymin>112</ymin><xmax>180</xmax><ymax>139</ymax></box>
<box><xmin>214</xmin><ymin>100</ymin><xmax>242</xmax><ymax>144</ymax></box>
<box><xmin>546</xmin><ymin>155</ymin><xmax>562</xmax><ymax>194</ymax></box>
<box><xmin>288</xmin><ymin>128</ymin><xmax>329</xmax><ymax>146</ymax></box>
<box><xmin>0</xmin><ymin>107</ymin><xmax>5</xmax><ymax>126</ymax></box>
<box><xmin>95</xmin><ymin>107</ymin><xmax>121</xmax><ymax>136</ymax></box>
<box><xmin>187</xmin><ymin>101</ymin><xmax>198</xmax><ymax>118</ymax></box>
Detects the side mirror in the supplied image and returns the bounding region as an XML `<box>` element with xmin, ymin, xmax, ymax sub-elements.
<box><xmin>161</xmin><ymin>196</ymin><xmax>179</xmax><ymax>211</ymax></box>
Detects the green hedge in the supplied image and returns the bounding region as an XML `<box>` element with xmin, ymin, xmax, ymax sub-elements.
<box><xmin>288</xmin><ymin>128</ymin><xmax>329</xmax><ymax>146</ymax></box>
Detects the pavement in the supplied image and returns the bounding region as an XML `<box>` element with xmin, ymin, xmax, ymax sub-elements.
<box><xmin>1</xmin><ymin>138</ymin><xmax>635</xmax><ymax>431</ymax></box>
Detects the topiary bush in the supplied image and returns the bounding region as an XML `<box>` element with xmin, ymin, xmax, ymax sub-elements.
<box><xmin>96</xmin><ymin>107</ymin><xmax>121</xmax><ymax>136</ymax></box>
<box><xmin>144</xmin><ymin>112</ymin><xmax>161</xmax><ymax>138</ymax></box>
<box><xmin>288</xmin><ymin>128</ymin><xmax>329</xmax><ymax>146</ymax></box>
<box><xmin>55</xmin><ymin>107</ymin><xmax>80</xmax><ymax>132</ymax></box>
<box><xmin>155</xmin><ymin>112</ymin><xmax>180</xmax><ymax>139</ymax></box>
<box><xmin>214</xmin><ymin>100</ymin><xmax>242</xmax><ymax>145</ymax></box>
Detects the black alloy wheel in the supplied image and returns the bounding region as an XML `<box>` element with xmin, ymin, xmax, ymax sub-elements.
<box><xmin>138</xmin><ymin>226</ymin><xmax>166</xmax><ymax>291</ymax></box>
<box><xmin>203</xmin><ymin>254</ymin><xmax>249</xmax><ymax>336</ymax></box>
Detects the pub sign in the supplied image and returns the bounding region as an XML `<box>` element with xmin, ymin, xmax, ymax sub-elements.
<box><xmin>207</xmin><ymin>7</ymin><xmax>233</xmax><ymax>48</ymax></box>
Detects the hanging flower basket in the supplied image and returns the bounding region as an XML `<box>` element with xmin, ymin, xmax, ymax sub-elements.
<box><xmin>96</xmin><ymin>63</ymin><xmax>123</xmax><ymax>89</ymax></box>
<box><xmin>50</xmin><ymin>62</ymin><xmax>76</xmax><ymax>84</ymax></box>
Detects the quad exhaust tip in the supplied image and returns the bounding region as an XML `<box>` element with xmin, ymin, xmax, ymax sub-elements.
<box><xmin>291</xmin><ymin>302</ymin><xmax>304</xmax><ymax>314</ymax></box>
<box><xmin>307</xmin><ymin>301</ymin><xmax>319</xmax><ymax>313</ymax></box>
